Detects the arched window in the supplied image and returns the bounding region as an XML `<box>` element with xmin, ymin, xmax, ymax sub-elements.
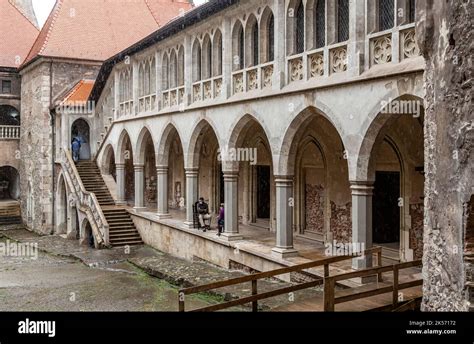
<box><xmin>261</xmin><ymin>8</ymin><xmax>275</xmax><ymax>63</ymax></box>
<box><xmin>144</xmin><ymin>62</ymin><xmax>150</xmax><ymax>95</ymax></box>
<box><xmin>0</xmin><ymin>105</ymin><xmax>20</xmax><ymax>125</ymax></box>
<box><xmin>268</xmin><ymin>14</ymin><xmax>275</xmax><ymax>61</ymax></box>
<box><xmin>162</xmin><ymin>54</ymin><xmax>169</xmax><ymax>90</ymax></box>
<box><xmin>138</xmin><ymin>64</ymin><xmax>145</xmax><ymax>97</ymax></box>
<box><xmin>170</xmin><ymin>51</ymin><xmax>177</xmax><ymax>89</ymax></box>
<box><xmin>150</xmin><ymin>58</ymin><xmax>156</xmax><ymax>93</ymax></box>
<box><xmin>202</xmin><ymin>35</ymin><xmax>212</xmax><ymax>79</ymax></box>
<box><xmin>213</xmin><ymin>30</ymin><xmax>223</xmax><ymax>76</ymax></box>
<box><xmin>379</xmin><ymin>0</ymin><xmax>395</xmax><ymax>31</ymax></box>
<box><xmin>252</xmin><ymin>21</ymin><xmax>259</xmax><ymax>66</ymax></box>
<box><xmin>296</xmin><ymin>1</ymin><xmax>305</xmax><ymax>53</ymax></box>
<box><xmin>337</xmin><ymin>0</ymin><xmax>349</xmax><ymax>42</ymax></box>
<box><xmin>192</xmin><ymin>40</ymin><xmax>202</xmax><ymax>82</ymax></box>
<box><xmin>177</xmin><ymin>46</ymin><xmax>185</xmax><ymax>86</ymax></box>
<box><xmin>232</xmin><ymin>21</ymin><xmax>245</xmax><ymax>71</ymax></box>
<box><xmin>408</xmin><ymin>0</ymin><xmax>416</xmax><ymax>23</ymax></box>
<box><xmin>315</xmin><ymin>0</ymin><xmax>326</xmax><ymax>48</ymax></box>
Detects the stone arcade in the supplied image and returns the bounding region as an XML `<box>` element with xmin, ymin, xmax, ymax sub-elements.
<box><xmin>0</xmin><ymin>0</ymin><xmax>471</xmax><ymax>311</ymax></box>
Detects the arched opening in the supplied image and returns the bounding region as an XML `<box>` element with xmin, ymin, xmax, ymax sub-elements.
<box><xmin>0</xmin><ymin>105</ymin><xmax>20</xmax><ymax>125</ymax></box>
<box><xmin>102</xmin><ymin>144</ymin><xmax>116</xmax><ymax>181</ymax></box>
<box><xmin>162</xmin><ymin>53</ymin><xmax>170</xmax><ymax>90</ymax></box>
<box><xmin>0</xmin><ymin>166</ymin><xmax>20</xmax><ymax>200</ymax></box>
<box><xmin>169</xmin><ymin>50</ymin><xmax>178</xmax><ymax>89</ymax></box>
<box><xmin>188</xmin><ymin>120</ymin><xmax>222</xmax><ymax>216</ymax></box>
<box><xmin>359</xmin><ymin>95</ymin><xmax>425</xmax><ymax>260</ymax></box>
<box><xmin>313</xmin><ymin>0</ymin><xmax>326</xmax><ymax>49</ymax></box>
<box><xmin>71</xmin><ymin>118</ymin><xmax>91</xmax><ymax>160</ymax></box>
<box><xmin>118</xmin><ymin>131</ymin><xmax>135</xmax><ymax>206</ymax></box>
<box><xmin>228</xmin><ymin>115</ymin><xmax>274</xmax><ymax>230</ymax></box>
<box><xmin>283</xmin><ymin>108</ymin><xmax>350</xmax><ymax>243</ymax></box>
<box><xmin>192</xmin><ymin>39</ymin><xmax>202</xmax><ymax>82</ymax></box>
<box><xmin>232</xmin><ymin>21</ymin><xmax>245</xmax><ymax>71</ymax></box>
<box><xmin>137</xmin><ymin>129</ymin><xmax>157</xmax><ymax>208</ymax></box>
<box><xmin>160</xmin><ymin>126</ymin><xmax>186</xmax><ymax>213</ymax></box>
<box><xmin>202</xmin><ymin>35</ymin><xmax>212</xmax><ymax>79</ymax></box>
<box><xmin>260</xmin><ymin>7</ymin><xmax>275</xmax><ymax>63</ymax></box>
<box><xmin>245</xmin><ymin>15</ymin><xmax>259</xmax><ymax>67</ymax></box>
<box><xmin>177</xmin><ymin>46</ymin><xmax>185</xmax><ymax>86</ymax></box>
<box><xmin>56</xmin><ymin>174</ymin><xmax>68</xmax><ymax>234</ymax></box>
<box><xmin>82</xmin><ymin>219</ymin><xmax>95</xmax><ymax>248</ymax></box>
<box><xmin>212</xmin><ymin>30</ymin><xmax>223</xmax><ymax>77</ymax></box>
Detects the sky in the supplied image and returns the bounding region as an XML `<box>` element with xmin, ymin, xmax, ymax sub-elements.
<box><xmin>32</xmin><ymin>0</ymin><xmax>208</xmax><ymax>28</ymax></box>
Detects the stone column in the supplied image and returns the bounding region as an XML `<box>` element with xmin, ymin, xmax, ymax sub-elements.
<box><xmin>350</xmin><ymin>182</ymin><xmax>374</xmax><ymax>269</ymax></box>
<box><xmin>222</xmin><ymin>172</ymin><xmax>242</xmax><ymax>241</ymax></box>
<box><xmin>273</xmin><ymin>0</ymin><xmax>286</xmax><ymax>89</ymax></box>
<box><xmin>116</xmin><ymin>163</ymin><xmax>126</xmax><ymax>205</ymax></box>
<box><xmin>184</xmin><ymin>168</ymin><xmax>199</xmax><ymax>228</ymax></box>
<box><xmin>157</xmin><ymin>166</ymin><xmax>171</xmax><ymax>219</ymax></box>
<box><xmin>272</xmin><ymin>177</ymin><xmax>298</xmax><ymax>259</ymax></box>
<box><xmin>134</xmin><ymin>164</ymin><xmax>146</xmax><ymax>211</ymax></box>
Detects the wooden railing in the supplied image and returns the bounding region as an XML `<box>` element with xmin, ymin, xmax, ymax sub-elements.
<box><xmin>178</xmin><ymin>247</ymin><xmax>382</xmax><ymax>312</ymax></box>
<box><xmin>0</xmin><ymin>125</ymin><xmax>20</xmax><ymax>139</ymax></box>
<box><xmin>61</xmin><ymin>149</ymin><xmax>110</xmax><ymax>247</ymax></box>
<box><xmin>323</xmin><ymin>259</ymin><xmax>423</xmax><ymax>311</ymax></box>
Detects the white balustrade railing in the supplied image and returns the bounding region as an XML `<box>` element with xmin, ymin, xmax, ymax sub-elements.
<box><xmin>61</xmin><ymin>149</ymin><xmax>109</xmax><ymax>247</ymax></box>
<box><xmin>0</xmin><ymin>125</ymin><xmax>20</xmax><ymax>140</ymax></box>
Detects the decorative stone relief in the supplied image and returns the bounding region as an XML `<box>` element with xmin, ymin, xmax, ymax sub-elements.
<box><xmin>309</xmin><ymin>53</ymin><xmax>324</xmax><ymax>78</ymax></box>
<box><xmin>247</xmin><ymin>69</ymin><xmax>258</xmax><ymax>91</ymax></box>
<box><xmin>214</xmin><ymin>78</ymin><xmax>222</xmax><ymax>97</ymax></box>
<box><xmin>262</xmin><ymin>65</ymin><xmax>273</xmax><ymax>88</ymax></box>
<box><xmin>373</xmin><ymin>35</ymin><xmax>392</xmax><ymax>65</ymax></box>
<box><xmin>203</xmin><ymin>81</ymin><xmax>212</xmax><ymax>100</ymax></box>
<box><xmin>233</xmin><ymin>73</ymin><xmax>244</xmax><ymax>94</ymax></box>
<box><xmin>289</xmin><ymin>57</ymin><xmax>304</xmax><ymax>82</ymax></box>
<box><xmin>403</xmin><ymin>29</ymin><xmax>420</xmax><ymax>59</ymax></box>
<box><xmin>193</xmin><ymin>84</ymin><xmax>202</xmax><ymax>102</ymax></box>
<box><xmin>331</xmin><ymin>47</ymin><xmax>348</xmax><ymax>73</ymax></box>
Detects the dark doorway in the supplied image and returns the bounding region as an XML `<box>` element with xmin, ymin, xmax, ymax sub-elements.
<box><xmin>373</xmin><ymin>172</ymin><xmax>400</xmax><ymax>244</ymax></box>
<box><xmin>0</xmin><ymin>166</ymin><xmax>20</xmax><ymax>200</ymax></box>
<box><xmin>71</xmin><ymin>118</ymin><xmax>91</xmax><ymax>160</ymax></box>
<box><xmin>257</xmin><ymin>165</ymin><xmax>270</xmax><ymax>219</ymax></box>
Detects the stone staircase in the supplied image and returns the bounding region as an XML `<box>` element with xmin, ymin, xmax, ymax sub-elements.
<box><xmin>0</xmin><ymin>200</ymin><xmax>21</xmax><ymax>225</ymax></box>
<box><xmin>76</xmin><ymin>161</ymin><xmax>143</xmax><ymax>247</ymax></box>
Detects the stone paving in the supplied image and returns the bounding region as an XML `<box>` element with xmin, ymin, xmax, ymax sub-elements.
<box><xmin>0</xmin><ymin>227</ymin><xmax>323</xmax><ymax>311</ymax></box>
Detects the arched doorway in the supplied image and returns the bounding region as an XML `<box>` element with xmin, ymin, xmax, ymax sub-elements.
<box><xmin>0</xmin><ymin>105</ymin><xmax>20</xmax><ymax>125</ymax></box>
<box><xmin>71</xmin><ymin>118</ymin><xmax>91</xmax><ymax>160</ymax></box>
<box><xmin>117</xmin><ymin>130</ymin><xmax>135</xmax><ymax>206</ymax></box>
<box><xmin>0</xmin><ymin>166</ymin><xmax>20</xmax><ymax>200</ymax></box>
<box><xmin>136</xmin><ymin>128</ymin><xmax>157</xmax><ymax>209</ymax></box>
<box><xmin>56</xmin><ymin>174</ymin><xmax>68</xmax><ymax>234</ymax></box>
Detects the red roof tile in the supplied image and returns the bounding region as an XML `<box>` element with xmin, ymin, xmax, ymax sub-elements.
<box><xmin>60</xmin><ymin>79</ymin><xmax>95</xmax><ymax>105</ymax></box>
<box><xmin>23</xmin><ymin>0</ymin><xmax>193</xmax><ymax>66</ymax></box>
<box><xmin>0</xmin><ymin>0</ymin><xmax>39</xmax><ymax>68</ymax></box>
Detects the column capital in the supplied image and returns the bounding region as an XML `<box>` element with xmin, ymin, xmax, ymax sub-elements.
<box><xmin>350</xmin><ymin>181</ymin><xmax>374</xmax><ymax>195</ymax></box>
<box><xmin>156</xmin><ymin>166</ymin><xmax>169</xmax><ymax>174</ymax></box>
<box><xmin>223</xmin><ymin>171</ymin><xmax>239</xmax><ymax>181</ymax></box>
<box><xmin>185</xmin><ymin>168</ymin><xmax>199</xmax><ymax>177</ymax></box>
<box><xmin>116</xmin><ymin>163</ymin><xmax>125</xmax><ymax>170</ymax></box>
<box><xmin>275</xmin><ymin>176</ymin><xmax>294</xmax><ymax>186</ymax></box>
<box><xmin>134</xmin><ymin>164</ymin><xmax>145</xmax><ymax>170</ymax></box>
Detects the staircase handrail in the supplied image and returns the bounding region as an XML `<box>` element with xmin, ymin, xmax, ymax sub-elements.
<box><xmin>61</xmin><ymin>149</ymin><xmax>110</xmax><ymax>247</ymax></box>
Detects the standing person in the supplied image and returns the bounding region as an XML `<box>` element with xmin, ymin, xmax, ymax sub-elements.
<box><xmin>217</xmin><ymin>203</ymin><xmax>225</xmax><ymax>237</ymax></box>
<box><xmin>71</xmin><ymin>138</ymin><xmax>81</xmax><ymax>163</ymax></box>
<box><xmin>196</xmin><ymin>197</ymin><xmax>211</xmax><ymax>232</ymax></box>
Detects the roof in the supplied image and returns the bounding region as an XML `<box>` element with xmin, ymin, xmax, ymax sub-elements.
<box><xmin>23</xmin><ymin>0</ymin><xmax>193</xmax><ymax>67</ymax></box>
<box><xmin>0</xmin><ymin>0</ymin><xmax>39</xmax><ymax>68</ymax></box>
<box><xmin>59</xmin><ymin>79</ymin><xmax>95</xmax><ymax>106</ymax></box>
<box><xmin>90</xmin><ymin>0</ymin><xmax>239</xmax><ymax>102</ymax></box>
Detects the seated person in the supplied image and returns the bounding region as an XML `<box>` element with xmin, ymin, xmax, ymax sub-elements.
<box><xmin>196</xmin><ymin>197</ymin><xmax>211</xmax><ymax>231</ymax></box>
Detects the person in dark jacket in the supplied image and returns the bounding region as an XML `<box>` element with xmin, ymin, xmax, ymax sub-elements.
<box><xmin>196</xmin><ymin>197</ymin><xmax>211</xmax><ymax>231</ymax></box>
<box><xmin>72</xmin><ymin>138</ymin><xmax>81</xmax><ymax>163</ymax></box>
<box><xmin>217</xmin><ymin>203</ymin><xmax>225</xmax><ymax>236</ymax></box>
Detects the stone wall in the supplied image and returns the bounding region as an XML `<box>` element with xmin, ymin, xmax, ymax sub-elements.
<box><xmin>19</xmin><ymin>60</ymin><xmax>101</xmax><ymax>234</ymax></box>
<box><xmin>418</xmin><ymin>0</ymin><xmax>473</xmax><ymax>311</ymax></box>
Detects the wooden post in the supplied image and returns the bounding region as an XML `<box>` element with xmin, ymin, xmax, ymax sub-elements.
<box><xmin>324</xmin><ymin>277</ymin><xmax>335</xmax><ymax>312</ymax></box>
<box><xmin>179</xmin><ymin>291</ymin><xmax>185</xmax><ymax>312</ymax></box>
<box><xmin>324</xmin><ymin>263</ymin><xmax>330</xmax><ymax>278</ymax></box>
<box><xmin>377</xmin><ymin>249</ymin><xmax>383</xmax><ymax>282</ymax></box>
<box><xmin>252</xmin><ymin>280</ymin><xmax>258</xmax><ymax>312</ymax></box>
<box><xmin>392</xmin><ymin>265</ymin><xmax>399</xmax><ymax>308</ymax></box>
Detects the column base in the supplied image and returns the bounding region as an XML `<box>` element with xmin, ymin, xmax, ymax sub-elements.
<box><xmin>183</xmin><ymin>221</ymin><xmax>196</xmax><ymax>230</ymax></box>
<box><xmin>271</xmin><ymin>247</ymin><xmax>299</xmax><ymax>259</ymax></box>
<box><xmin>116</xmin><ymin>201</ymin><xmax>127</xmax><ymax>206</ymax></box>
<box><xmin>133</xmin><ymin>207</ymin><xmax>147</xmax><ymax>213</ymax></box>
<box><xmin>156</xmin><ymin>213</ymin><xmax>172</xmax><ymax>220</ymax></box>
<box><xmin>221</xmin><ymin>232</ymin><xmax>243</xmax><ymax>241</ymax></box>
